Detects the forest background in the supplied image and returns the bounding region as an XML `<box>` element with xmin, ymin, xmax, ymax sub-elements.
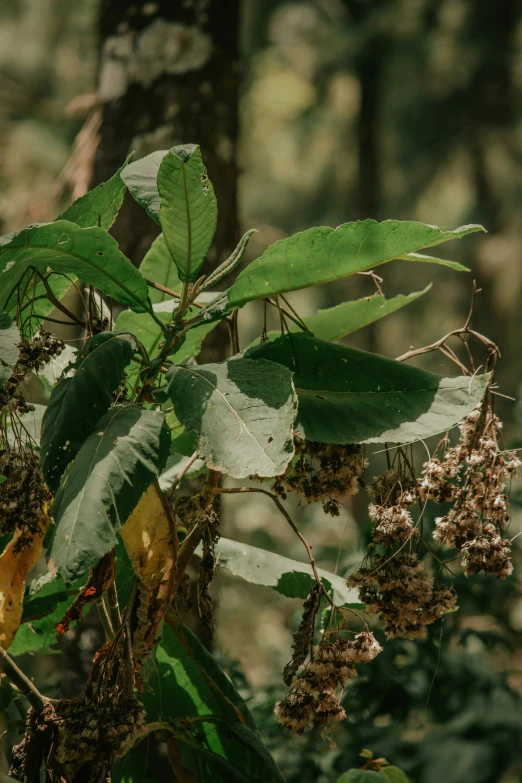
<box><xmin>1</xmin><ymin>1</ymin><xmax>522</xmax><ymax>781</ymax></box>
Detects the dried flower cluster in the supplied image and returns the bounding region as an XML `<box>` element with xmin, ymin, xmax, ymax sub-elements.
<box><xmin>366</xmin><ymin>468</ymin><xmax>419</xmax><ymax>548</ymax></box>
<box><xmin>0</xmin><ymin>331</ymin><xmax>64</xmax><ymax>416</ymax></box>
<box><xmin>0</xmin><ymin>451</ymin><xmax>51</xmax><ymax>547</ymax></box>
<box><xmin>275</xmin><ymin>631</ymin><xmax>382</xmax><ymax>733</ymax></box>
<box><xmin>272</xmin><ymin>439</ymin><xmax>367</xmax><ymax>516</ymax></box>
<box><xmin>347</xmin><ymin>554</ymin><xmax>456</xmax><ymax>639</ymax></box>
<box><xmin>16</xmin><ymin>331</ymin><xmax>64</xmax><ymax>373</ymax></box>
<box><xmin>420</xmin><ymin>404</ymin><xmax>519</xmax><ymax>578</ymax></box>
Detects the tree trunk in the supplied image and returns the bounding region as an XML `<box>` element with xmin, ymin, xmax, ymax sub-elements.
<box><xmin>92</xmin><ymin>0</ymin><xmax>240</xmax><ymax>268</ymax></box>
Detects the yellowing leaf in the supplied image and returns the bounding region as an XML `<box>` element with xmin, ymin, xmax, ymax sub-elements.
<box><xmin>120</xmin><ymin>483</ymin><xmax>176</xmax><ymax>665</ymax></box>
<box><xmin>0</xmin><ymin>505</ymin><xmax>51</xmax><ymax>650</ymax></box>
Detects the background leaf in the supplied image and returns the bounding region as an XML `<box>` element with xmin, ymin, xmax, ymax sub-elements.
<box><xmin>226</xmin><ymin>220</ymin><xmax>484</xmax><ymax>307</ymax></box>
<box><xmin>158</xmin><ymin>144</ymin><xmax>218</xmax><ymax>281</ymax></box>
<box><xmin>56</xmin><ymin>163</ymin><xmax>127</xmax><ymax>230</ymax></box>
<box><xmin>49</xmin><ymin>405</ymin><xmax>170</xmax><ymax>582</ymax></box>
<box><xmin>247</xmin><ymin>334</ymin><xmax>490</xmax><ymax>444</ymax></box>
<box><xmin>337</xmin><ymin>772</ymin><xmax>387</xmax><ymax>783</ymax></box>
<box><xmin>380</xmin><ymin>767</ymin><xmax>410</xmax><ymax>783</ymax></box>
<box><xmin>0</xmin><ymin>220</ymin><xmax>151</xmax><ymax>314</ymax></box>
<box><xmin>121</xmin><ymin>149</ymin><xmax>169</xmax><ymax>223</ymax></box>
<box><xmin>206</xmin><ymin>537</ymin><xmax>363</xmax><ymax>608</ymax></box>
<box><xmin>139</xmin><ymin>233</ymin><xmax>181</xmax><ymax>303</ymax></box>
<box><xmin>40</xmin><ymin>333</ymin><xmax>135</xmax><ymax>492</ymax></box>
<box><xmin>0</xmin><ymin>310</ymin><xmax>20</xmax><ymax>381</ymax></box>
<box><xmin>248</xmin><ymin>287</ymin><xmax>430</xmax><ymax>347</ymax></box>
<box><xmin>166</xmin><ymin>357</ymin><xmax>297</xmax><ymax>478</ymax></box>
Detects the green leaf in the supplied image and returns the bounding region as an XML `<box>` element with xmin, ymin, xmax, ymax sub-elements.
<box><xmin>121</xmin><ymin>150</ymin><xmax>169</xmax><ymax>223</ymax></box>
<box><xmin>337</xmin><ymin>772</ymin><xmax>387</xmax><ymax>783</ymax></box>
<box><xmin>139</xmin><ymin>233</ymin><xmax>181</xmax><ymax>303</ymax></box>
<box><xmin>207</xmin><ymin>537</ymin><xmax>363</xmax><ymax>608</ymax></box>
<box><xmin>56</xmin><ymin>163</ymin><xmax>128</xmax><ymax>230</ymax></box>
<box><xmin>397</xmin><ymin>251</ymin><xmax>470</xmax><ymax>272</ymax></box>
<box><xmin>248</xmin><ymin>287</ymin><xmax>431</xmax><ymax>348</ymax></box>
<box><xmin>165</xmin><ymin>408</ymin><xmax>198</xmax><ymax>456</ymax></box>
<box><xmin>158</xmin><ymin>144</ymin><xmax>218</xmax><ymax>281</ymax></box>
<box><xmin>166</xmin><ymin>357</ymin><xmax>297</xmax><ymax>478</ymax></box>
<box><xmin>49</xmin><ymin>404</ymin><xmax>170</xmax><ymax>582</ymax></box>
<box><xmin>0</xmin><ymin>310</ymin><xmax>20</xmax><ymax>369</ymax></box>
<box><xmin>246</xmin><ymin>334</ymin><xmax>490</xmax><ymax>445</ymax></box>
<box><xmin>22</xmin><ymin>572</ymin><xmax>69</xmax><ymax>622</ymax></box>
<box><xmin>226</xmin><ymin>220</ymin><xmax>484</xmax><ymax>308</ymax></box>
<box><xmin>0</xmin><ymin>221</ymin><xmax>150</xmax><ymax>314</ymax></box>
<box><xmin>40</xmin><ymin>333</ymin><xmax>135</xmax><ymax>492</ymax></box>
<box><xmin>380</xmin><ymin>767</ymin><xmax>410</xmax><ymax>783</ymax></box>
<box><xmin>141</xmin><ymin>620</ymin><xmax>284</xmax><ymax>782</ymax></box>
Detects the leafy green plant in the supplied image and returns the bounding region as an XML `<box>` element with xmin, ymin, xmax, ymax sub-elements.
<box><xmin>0</xmin><ymin>143</ymin><xmax>517</xmax><ymax>781</ymax></box>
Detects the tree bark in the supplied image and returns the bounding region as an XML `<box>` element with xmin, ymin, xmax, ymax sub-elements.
<box><xmin>92</xmin><ymin>0</ymin><xmax>240</xmax><ymax>268</ymax></box>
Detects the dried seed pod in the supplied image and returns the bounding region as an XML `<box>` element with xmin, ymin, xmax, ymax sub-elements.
<box><xmin>283</xmin><ymin>584</ymin><xmax>322</xmax><ymax>686</ymax></box>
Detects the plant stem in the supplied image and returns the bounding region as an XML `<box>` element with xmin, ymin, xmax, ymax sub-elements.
<box><xmin>0</xmin><ymin>645</ymin><xmax>48</xmax><ymax>712</ymax></box>
<box><xmin>167</xmin><ymin>450</ymin><xmax>200</xmax><ymax>500</ymax></box>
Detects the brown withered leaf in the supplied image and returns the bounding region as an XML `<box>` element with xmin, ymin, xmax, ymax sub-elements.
<box><xmin>55</xmin><ymin>550</ymin><xmax>115</xmax><ymax>636</ymax></box>
<box><xmin>0</xmin><ymin>503</ymin><xmax>51</xmax><ymax>650</ymax></box>
<box><xmin>283</xmin><ymin>583</ymin><xmax>322</xmax><ymax>686</ymax></box>
<box><xmin>120</xmin><ymin>483</ymin><xmax>177</xmax><ymax>667</ymax></box>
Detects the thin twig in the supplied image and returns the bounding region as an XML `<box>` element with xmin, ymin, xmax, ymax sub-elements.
<box><xmin>167</xmin><ymin>450</ymin><xmax>200</xmax><ymax>500</ymax></box>
<box><xmin>0</xmin><ymin>645</ymin><xmax>49</xmax><ymax>712</ymax></box>
<box><xmin>212</xmin><ymin>486</ymin><xmax>335</xmax><ymax>608</ymax></box>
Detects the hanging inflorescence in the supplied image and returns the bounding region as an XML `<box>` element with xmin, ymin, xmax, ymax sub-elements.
<box><xmin>271</xmin><ymin>439</ymin><xmax>368</xmax><ymax>516</ymax></box>
<box><xmin>276</xmin><ymin>397</ymin><xmax>520</xmax><ymax>734</ymax></box>
<box><xmin>275</xmin><ymin>630</ymin><xmax>382</xmax><ymax>734</ymax></box>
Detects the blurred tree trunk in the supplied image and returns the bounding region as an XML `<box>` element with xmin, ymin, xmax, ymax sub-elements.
<box><xmin>92</xmin><ymin>0</ymin><xmax>240</xmax><ymax>268</ymax></box>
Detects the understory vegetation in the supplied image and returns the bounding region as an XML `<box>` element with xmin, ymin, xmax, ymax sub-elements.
<box><xmin>0</xmin><ymin>144</ymin><xmax>519</xmax><ymax>782</ymax></box>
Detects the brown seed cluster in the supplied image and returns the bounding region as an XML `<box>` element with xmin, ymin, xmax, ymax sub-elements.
<box><xmin>367</xmin><ymin>468</ymin><xmax>419</xmax><ymax>548</ymax></box>
<box><xmin>16</xmin><ymin>330</ymin><xmax>64</xmax><ymax>373</ymax></box>
<box><xmin>0</xmin><ymin>451</ymin><xmax>51</xmax><ymax>547</ymax></box>
<box><xmin>347</xmin><ymin>554</ymin><xmax>457</xmax><ymax>639</ymax></box>
<box><xmin>275</xmin><ymin>632</ymin><xmax>382</xmax><ymax>734</ymax></box>
<box><xmin>1</xmin><ymin>331</ymin><xmax>64</xmax><ymax>416</ymax></box>
<box><xmin>420</xmin><ymin>404</ymin><xmax>519</xmax><ymax>577</ymax></box>
<box><xmin>272</xmin><ymin>439</ymin><xmax>367</xmax><ymax>516</ymax></box>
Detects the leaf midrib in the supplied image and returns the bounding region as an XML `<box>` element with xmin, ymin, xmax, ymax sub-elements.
<box><xmin>173</xmin><ymin>365</ymin><xmax>278</xmax><ymax>469</ymax></box>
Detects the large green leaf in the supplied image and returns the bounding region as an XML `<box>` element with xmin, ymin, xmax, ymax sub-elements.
<box><xmin>141</xmin><ymin>620</ymin><xmax>284</xmax><ymax>782</ymax></box>
<box><xmin>56</xmin><ymin>164</ymin><xmax>127</xmax><ymax>230</ymax></box>
<box><xmin>226</xmin><ymin>220</ymin><xmax>484</xmax><ymax>307</ymax></box>
<box><xmin>206</xmin><ymin>537</ymin><xmax>363</xmax><ymax>608</ymax></box>
<box><xmin>158</xmin><ymin>144</ymin><xmax>218</xmax><ymax>281</ymax></box>
<box><xmin>380</xmin><ymin>767</ymin><xmax>410</xmax><ymax>783</ymax></box>
<box><xmin>337</xmin><ymin>772</ymin><xmax>387</xmax><ymax>783</ymax></box>
<box><xmin>246</xmin><ymin>334</ymin><xmax>490</xmax><ymax>445</ymax></box>
<box><xmin>248</xmin><ymin>287</ymin><xmax>431</xmax><ymax>348</ymax></box>
<box><xmin>139</xmin><ymin>233</ymin><xmax>181</xmax><ymax>303</ymax></box>
<box><xmin>0</xmin><ymin>310</ymin><xmax>20</xmax><ymax>376</ymax></box>
<box><xmin>0</xmin><ymin>220</ymin><xmax>150</xmax><ymax>314</ymax></box>
<box><xmin>121</xmin><ymin>150</ymin><xmax>168</xmax><ymax>223</ymax></box>
<box><xmin>166</xmin><ymin>357</ymin><xmax>297</xmax><ymax>478</ymax></box>
<box><xmin>40</xmin><ymin>333</ymin><xmax>135</xmax><ymax>492</ymax></box>
<box><xmin>49</xmin><ymin>404</ymin><xmax>170</xmax><ymax>582</ymax></box>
